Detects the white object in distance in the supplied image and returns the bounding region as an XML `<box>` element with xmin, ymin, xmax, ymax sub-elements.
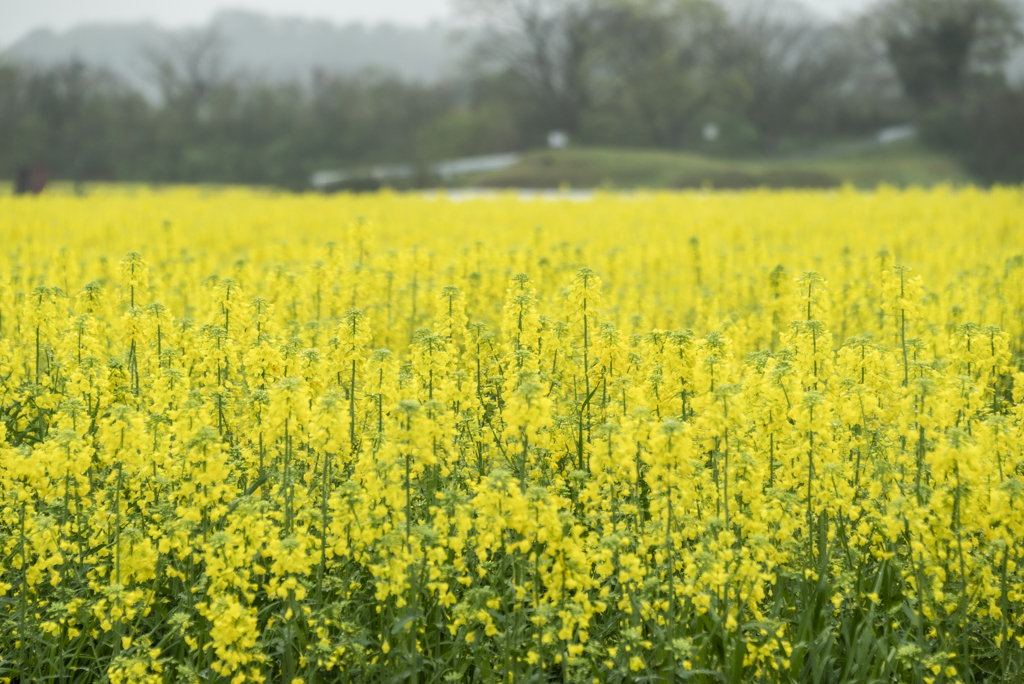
<box><xmin>877</xmin><ymin>124</ymin><xmax>918</xmax><ymax>145</ymax></box>
<box><xmin>702</xmin><ymin>122</ymin><xmax>720</xmax><ymax>142</ymax></box>
<box><xmin>547</xmin><ymin>131</ymin><xmax>569</xmax><ymax>149</ymax></box>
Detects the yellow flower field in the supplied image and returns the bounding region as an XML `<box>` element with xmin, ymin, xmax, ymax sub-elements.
<box><xmin>1</xmin><ymin>186</ymin><xmax>1023</xmax><ymax>683</ymax></box>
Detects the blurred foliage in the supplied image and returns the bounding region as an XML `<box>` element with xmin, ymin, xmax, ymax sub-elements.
<box><xmin>1</xmin><ymin>0</ymin><xmax>1022</xmax><ymax>187</ymax></box>
<box><xmin>921</xmin><ymin>90</ymin><xmax>1024</xmax><ymax>184</ymax></box>
<box><xmin>0</xmin><ymin>60</ymin><xmax>511</xmax><ymax>189</ymax></box>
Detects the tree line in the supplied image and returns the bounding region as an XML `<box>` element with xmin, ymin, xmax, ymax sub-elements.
<box><xmin>1</xmin><ymin>0</ymin><xmax>1022</xmax><ymax>188</ymax></box>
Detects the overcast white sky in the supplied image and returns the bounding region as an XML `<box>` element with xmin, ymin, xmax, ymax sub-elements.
<box><xmin>0</xmin><ymin>0</ymin><xmax>876</xmax><ymax>48</ymax></box>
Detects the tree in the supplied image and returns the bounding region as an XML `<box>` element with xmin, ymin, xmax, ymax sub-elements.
<box><xmin>593</xmin><ymin>0</ymin><xmax>737</xmax><ymax>147</ymax></box>
<box><xmin>456</xmin><ymin>0</ymin><xmax>604</xmax><ymax>137</ymax></box>
<box><xmin>728</xmin><ymin>0</ymin><xmax>861</xmax><ymax>147</ymax></box>
<box><xmin>956</xmin><ymin>89</ymin><xmax>1024</xmax><ymax>181</ymax></box>
<box><xmin>144</xmin><ymin>28</ymin><xmax>229</xmax><ymax>115</ymax></box>
<box><xmin>871</xmin><ymin>0</ymin><xmax>1022</xmax><ymax>106</ymax></box>
<box><xmin>0</xmin><ymin>60</ymin><xmax>151</xmax><ymax>181</ymax></box>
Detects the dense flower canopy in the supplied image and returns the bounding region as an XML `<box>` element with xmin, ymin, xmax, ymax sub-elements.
<box><xmin>0</xmin><ymin>186</ymin><xmax>1022</xmax><ymax>683</ymax></box>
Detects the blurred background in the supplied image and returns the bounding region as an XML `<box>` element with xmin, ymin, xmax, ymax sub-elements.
<box><xmin>2</xmin><ymin>0</ymin><xmax>1023</xmax><ymax>191</ymax></box>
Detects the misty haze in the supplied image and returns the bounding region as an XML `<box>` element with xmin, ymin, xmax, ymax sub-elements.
<box><xmin>2</xmin><ymin>0</ymin><xmax>1024</xmax><ymax>189</ymax></box>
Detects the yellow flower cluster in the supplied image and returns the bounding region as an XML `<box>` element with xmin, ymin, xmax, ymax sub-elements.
<box><xmin>0</xmin><ymin>186</ymin><xmax>1023</xmax><ymax>683</ymax></box>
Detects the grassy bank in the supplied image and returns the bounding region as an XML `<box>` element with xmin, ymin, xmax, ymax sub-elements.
<box><xmin>0</xmin><ymin>140</ymin><xmax>975</xmax><ymax>194</ymax></box>
<box><xmin>458</xmin><ymin>139</ymin><xmax>970</xmax><ymax>189</ymax></box>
